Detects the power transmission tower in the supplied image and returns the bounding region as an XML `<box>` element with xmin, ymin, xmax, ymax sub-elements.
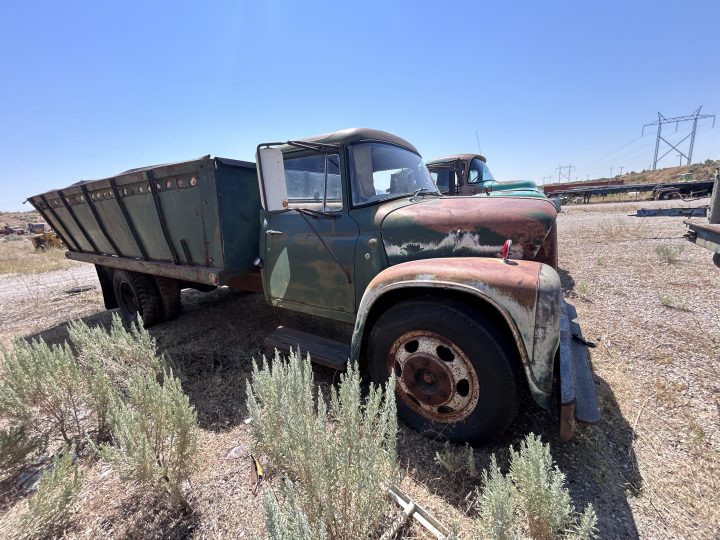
<box><xmin>542</xmin><ymin>175</ymin><xmax>554</xmax><ymax>183</ymax></box>
<box><xmin>642</xmin><ymin>106</ymin><xmax>716</xmax><ymax>169</ymax></box>
<box><xmin>556</xmin><ymin>164</ymin><xmax>575</xmax><ymax>183</ymax></box>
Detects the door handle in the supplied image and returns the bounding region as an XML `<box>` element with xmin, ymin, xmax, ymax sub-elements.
<box><xmin>266</xmin><ymin>229</ymin><xmax>284</xmax><ymax>235</ymax></box>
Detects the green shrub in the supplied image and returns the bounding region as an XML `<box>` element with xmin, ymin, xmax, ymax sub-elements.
<box><xmin>435</xmin><ymin>442</ymin><xmax>478</xmax><ymax>477</ymax></box>
<box><xmin>0</xmin><ymin>315</ymin><xmax>169</xmax><ymax>448</ymax></box>
<box><xmin>101</xmin><ymin>369</ymin><xmax>198</xmax><ymax>508</ymax></box>
<box><xmin>475</xmin><ymin>456</ymin><xmax>518</xmax><ymax>540</ymax></box>
<box><xmin>67</xmin><ymin>315</ymin><xmax>167</xmax><ymax>440</ymax></box>
<box><xmin>247</xmin><ymin>350</ymin><xmax>397</xmax><ymax>540</ymax></box>
<box><xmin>0</xmin><ymin>425</ymin><xmax>45</xmax><ymax>473</ymax></box>
<box><xmin>655</xmin><ymin>243</ymin><xmax>685</xmax><ymax>264</ymax></box>
<box><xmin>262</xmin><ymin>479</ymin><xmax>328</xmax><ymax>540</ymax></box>
<box><xmin>473</xmin><ymin>434</ymin><xmax>597</xmax><ymax>540</ymax></box>
<box><xmin>0</xmin><ymin>340</ymin><xmax>87</xmax><ymax>444</ymax></box>
<box><xmin>68</xmin><ymin>314</ymin><xmax>167</xmax><ymax>390</ymax></box>
<box><xmin>20</xmin><ymin>448</ymin><xmax>83</xmax><ymax>539</ymax></box>
<box><xmin>510</xmin><ymin>434</ymin><xmax>573</xmax><ymax>539</ymax></box>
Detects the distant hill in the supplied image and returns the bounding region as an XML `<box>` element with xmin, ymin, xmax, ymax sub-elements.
<box><xmin>0</xmin><ymin>210</ymin><xmax>43</xmax><ymax>228</ymax></box>
<box><xmin>543</xmin><ymin>158</ymin><xmax>719</xmax><ymax>191</ymax></box>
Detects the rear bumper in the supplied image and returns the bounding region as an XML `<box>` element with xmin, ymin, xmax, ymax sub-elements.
<box><xmin>558</xmin><ymin>300</ymin><xmax>601</xmax><ymax>441</ymax></box>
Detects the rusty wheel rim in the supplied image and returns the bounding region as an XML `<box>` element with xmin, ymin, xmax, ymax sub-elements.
<box><xmin>387</xmin><ymin>330</ymin><xmax>480</xmax><ymax>423</ymax></box>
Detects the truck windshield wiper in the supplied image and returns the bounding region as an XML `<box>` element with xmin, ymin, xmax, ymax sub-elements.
<box><xmin>409</xmin><ymin>188</ymin><xmax>441</xmax><ymax>201</ymax></box>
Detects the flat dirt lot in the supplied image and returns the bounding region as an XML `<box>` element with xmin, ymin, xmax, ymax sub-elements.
<box><xmin>0</xmin><ymin>198</ymin><xmax>718</xmax><ymax>539</ymax></box>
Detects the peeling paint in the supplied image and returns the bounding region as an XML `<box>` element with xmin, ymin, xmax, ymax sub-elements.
<box><xmin>351</xmin><ymin>257</ymin><xmax>560</xmax><ymax>409</ymax></box>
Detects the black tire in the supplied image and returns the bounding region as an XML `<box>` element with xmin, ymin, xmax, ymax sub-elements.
<box><xmin>112</xmin><ymin>270</ymin><xmax>163</xmax><ymax>327</ymax></box>
<box><xmin>368</xmin><ymin>299</ymin><xmax>519</xmax><ymax>444</ymax></box>
<box><xmin>155</xmin><ymin>277</ymin><xmax>181</xmax><ymax>321</ymax></box>
<box><xmin>713</xmin><ymin>252</ymin><xmax>720</xmax><ymax>269</ymax></box>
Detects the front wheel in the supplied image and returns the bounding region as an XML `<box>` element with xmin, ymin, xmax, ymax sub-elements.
<box><xmin>368</xmin><ymin>299</ymin><xmax>519</xmax><ymax>444</ymax></box>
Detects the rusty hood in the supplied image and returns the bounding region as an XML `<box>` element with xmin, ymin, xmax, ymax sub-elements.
<box><xmin>380</xmin><ymin>196</ymin><xmax>556</xmax><ymax>265</ymax></box>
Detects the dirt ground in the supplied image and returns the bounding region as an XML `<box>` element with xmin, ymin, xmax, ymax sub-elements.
<box><xmin>0</xmin><ymin>198</ymin><xmax>718</xmax><ymax>539</ymax></box>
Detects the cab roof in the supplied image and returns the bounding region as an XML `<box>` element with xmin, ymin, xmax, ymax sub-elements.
<box><xmin>287</xmin><ymin>127</ymin><xmax>419</xmax><ymax>155</ymax></box>
<box><xmin>426</xmin><ymin>153</ymin><xmax>487</xmax><ymax>166</ymax></box>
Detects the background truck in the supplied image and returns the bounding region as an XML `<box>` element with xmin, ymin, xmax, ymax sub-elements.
<box><xmin>28</xmin><ymin>128</ymin><xmax>598</xmax><ymax>443</ymax></box>
<box><xmin>684</xmin><ymin>167</ymin><xmax>720</xmax><ymax>268</ymax></box>
<box><xmin>426</xmin><ymin>153</ymin><xmax>547</xmax><ymax>199</ymax></box>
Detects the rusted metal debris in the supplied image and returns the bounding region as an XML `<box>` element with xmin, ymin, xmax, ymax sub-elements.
<box><xmin>382</xmin><ymin>485</ymin><xmax>457</xmax><ymax>540</ymax></box>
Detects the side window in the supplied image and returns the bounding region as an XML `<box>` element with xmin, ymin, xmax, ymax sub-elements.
<box><xmin>283</xmin><ymin>153</ymin><xmax>343</xmax><ymax>211</ymax></box>
<box><xmin>431</xmin><ymin>169</ymin><xmax>450</xmax><ymax>193</ymax></box>
<box><xmin>467</xmin><ymin>159</ymin><xmax>484</xmax><ymax>184</ymax></box>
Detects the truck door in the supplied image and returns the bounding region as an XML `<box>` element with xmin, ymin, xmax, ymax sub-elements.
<box><xmin>260</xmin><ymin>151</ymin><xmax>358</xmax><ymax>318</ymax></box>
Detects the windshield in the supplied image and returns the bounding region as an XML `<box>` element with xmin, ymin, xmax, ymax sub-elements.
<box><xmin>468</xmin><ymin>158</ymin><xmax>495</xmax><ymax>183</ymax></box>
<box><xmin>348</xmin><ymin>142</ymin><xmax>438</xmax><ymax>205</ymax></box>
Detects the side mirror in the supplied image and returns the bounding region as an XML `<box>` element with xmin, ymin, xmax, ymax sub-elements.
<box><xmin>256</xmin><ymin>147</ymin><xmax>288</xmax><ymax>212</ymax></box>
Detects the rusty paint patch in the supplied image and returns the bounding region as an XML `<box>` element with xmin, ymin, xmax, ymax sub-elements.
<box><xmin>380</xmin><ymin>197</ymin><xmax>556</xmax><ymax>265</ymax></box>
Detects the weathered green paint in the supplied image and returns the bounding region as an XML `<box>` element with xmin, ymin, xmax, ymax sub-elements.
<box><xmin>28</xmin><ymin>156</ymin><xmax>261</xmax><ymax>284</ymax></box>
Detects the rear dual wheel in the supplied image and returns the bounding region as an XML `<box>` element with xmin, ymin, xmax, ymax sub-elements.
<box><xmin>368</xmin><ymin>299</ymin><xmax>519</xmax><ymax>444</ymax></box>
<box><xmin>112</xmin><ymin>270</ymin><xmax>181</xmax><ymax>327</ymax></box>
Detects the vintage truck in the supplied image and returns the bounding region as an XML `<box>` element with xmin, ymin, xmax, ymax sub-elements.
<box><xmin>27</xmin><ymin>128</ymin><xmax>598</xmax><ymax>443</ymax></box>
<box><xmin>426</xmin><ymin>153</ymin><xmax>545</xmax><ymax>198</ymax></box>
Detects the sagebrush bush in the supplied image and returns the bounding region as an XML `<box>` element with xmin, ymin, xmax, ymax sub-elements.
<box><xmin>0</xmin><ymin>425</ymin><xmax>45</xmax><ymax>473</ymax></box>
<box><xmin>101</xmin><ymin>369</ymin><xmax>198</xmax><ymax>508</ymax></box>
<box><xmin>0</xmin><ymin>340</ymin><xmax>87</xmax><ymax>444</ymax></box>
<box><xmin>262</xmin><ymin>479</ymin><xmax>328</xmax><ymax>540</ymax></box>
<box><xmin>475</xmin><ymin>455</ymin><xmax>518</xmax><ymax>540</ymax></box>
<box><xmin>68</xmin><ymin>314</ymin><xmax>167</xmax><ymax>390</ymax></box>
<box><xmin>0</xmin><ymin>314</ymin><xmax>174</xmax><ymax>452</ymax></box>
<box><xmin>20</xmin><ymin>448</ymin><xmax>83</xmax><ymax>539</ymax></box>
<box><xmin>510</xmin><ymin>434</ymin><xmax>573</xmax><ymax>539</ymax></box>
<box><xmin>474</xmin><ymin>434</ymin><xmax>597</xmax><ymax>540</ymax></box>
<box><xmin>655</xmin><ymin>243</ymin><xmax>685</xmax><ymax>264</ymax></box>
<box><xmin>247</xmin><ymin>350</ymin><xmax>398</xmax><ymax>540</ymax></box>
<box><xmin>435</xmin><ymin>442</ymin><xmax>478</xmax><ymax>477</ymax></box>
<box><xmin>1</xmin><ymin>314</ymin><xmax>199</xmax><ymax>532</ymax></box>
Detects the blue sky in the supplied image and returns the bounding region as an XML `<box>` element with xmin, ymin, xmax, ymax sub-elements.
<box><xmin>1</xmin><ymin>0</ymin><xmax>719</xmax><ymax>211</ymax></box>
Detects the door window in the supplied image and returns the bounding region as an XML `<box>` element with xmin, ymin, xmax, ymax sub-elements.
<box><xmin>283</xmin><ymin>153</ymin><xmax>343</xmax><ymax>211</ymax></box>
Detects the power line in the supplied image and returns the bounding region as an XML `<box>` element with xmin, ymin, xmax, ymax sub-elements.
<box><xmin>642</xmin><ymin>106</ymin><xmax>716</xmax><ymax>169</ymax></box>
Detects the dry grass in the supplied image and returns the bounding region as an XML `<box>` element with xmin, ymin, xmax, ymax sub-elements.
<box><xmin>0</xmin><ymin>196</ymin><xmax>718</xmax><ymax>538</ymax></box>
<box><xmin>0</xmin><ymin>238</ymin><xmax>76</xmax><ymax>275</ymax></box>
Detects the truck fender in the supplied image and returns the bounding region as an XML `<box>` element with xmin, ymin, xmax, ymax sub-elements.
<box><xmin>350</xmin><ymin>257</ymin><xmax>561</xmax><ymax>409</ymax></box>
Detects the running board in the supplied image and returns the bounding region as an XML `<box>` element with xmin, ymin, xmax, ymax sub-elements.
<box><xmin>559</xmin><ymin>300</ymin><xmax>601</xmax><ymax>441</ymax></box>
<box><xmin>264</xmin><ymin>326</ymin><xmax>349</xmax><ymax>371</ymax></box>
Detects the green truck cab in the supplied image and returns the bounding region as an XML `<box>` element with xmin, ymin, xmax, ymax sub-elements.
<box><xmin>28</xmin><ymin>128</ymin><xmax>598</xmax><ymax>443</ymax></box>
<box><xmin>426</xmin><ymin>153</ymin><xmax>546</xmax><ymax>199</ymax></box>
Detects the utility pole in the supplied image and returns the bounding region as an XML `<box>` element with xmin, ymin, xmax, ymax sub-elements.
<box><xmin>642</xmin><ymin>106</ymin><xmax>716</xmax><ymax>169</ymax></box>
<box><xmin>618</xmin><ymin>166</ymin><xmax>624</xmax><ymax>175</ymax></box>
<box><xmin>475</xmin><ymin>131</ymin><xmax>482</xmax><ymax>154</ymax></box>
<box><xmin>556</xmin><ymin>164</ymin><xmax>575</xmax><ymax>183</ymax></box>
<box><xmin>609</xmin><ymin>167</ymin><xmax>614</xmax><ymax>178</ymax></box>
<box><xmin>542</xmin><ymin>175</ymin><xmax>554</xmax><ymax>183</ymax></box>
